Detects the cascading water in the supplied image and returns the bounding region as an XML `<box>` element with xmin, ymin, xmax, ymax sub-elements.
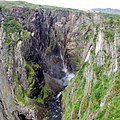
<box><xmin>58</xmin><ymin>42</ymin><xmax>75</xmax><ymax>86</ymax></box>
<box><xmin>48</xmin><ymin>43</ymin><xmax>75</xmax><ymax>120</ymax></box>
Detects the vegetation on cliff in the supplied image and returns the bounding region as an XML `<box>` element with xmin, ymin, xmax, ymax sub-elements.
<box><xmin>3</xmin><ymin>16</ymin><xmax>30</xmax><ymax>46</ymax></box>
<box><xmin>0</xmin><ymin>1</ymin><xmax>120</xmax><ymax>119</ymax></box>
<box><xmin>62</xmin><ymin>16</ymin><xmax>120</xmax><ymax>120</ymax></box>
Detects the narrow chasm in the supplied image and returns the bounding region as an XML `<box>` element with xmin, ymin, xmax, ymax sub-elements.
<box><xmin>17</xmin><ymin>9</ymin><xmax>76</xmax><ymax>120</ymax></box>
<box><xmin>0</xmin><ymin>6</ymin><xmax>79</xmax><ymax>119</ymax></box>
<box><xmin>22</xmin><ymin>40</ymin><xmax>74</xmax><ymax>120</ymax></box>
<box><xmin>2</xmin><ymin>4</ymin><xmax>120</xmax><ymax>120</ymax></box>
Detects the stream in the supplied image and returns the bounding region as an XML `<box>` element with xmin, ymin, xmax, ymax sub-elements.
<box><xmin>47</xmin><ymin>43</ymin><xmax>75</xmax><ymax>120</ymax></box>
<box><xmin>48</xmin><ymin>93</ymin><xmax>62</xmax><ymax>120</ymax></box>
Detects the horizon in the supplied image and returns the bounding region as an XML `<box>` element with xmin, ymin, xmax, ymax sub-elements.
<box><xmin>6</xmin><ymin>0</ymin><xmax>120</xmax><ymax>10</ymax></box>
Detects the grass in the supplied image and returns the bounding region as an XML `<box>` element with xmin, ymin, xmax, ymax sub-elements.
<box><xmin>62</xmin><ymin>62</ymin><xmax>88</xmax><ymax>120</ymax></box>
<box><xmin>16</xmin><ymin>61</ymin><xmax>51</xmax><ymax>105</ymax></box>
<box><xmin>26</xmin><ymin>62</ymin><xmax>35</xmax><ymax>87</ymax></box>
<box><xmin>62</xmin><ymin>55</ymin><xmax>119</xmax><ymax>120</ymax></box>
<box><xmin>98</xmin><ymin>12</ymin><xmax>120</xmax><ymax>19</ymax></box>
<box><xmin>3</xmin><ymin>15</ymin><xmax>30</xmax><ymax>46</ymax></box>
<box><xmin>16</xmin><ymin>84</ymin><xmax>28</xmax><ymax>104</ymax></box>
<box><xmin>103</xmin><ymin>28</ymin><xmax>114</xmax><ymax>43</ymax></box>
<box><xmin>39</xmin><ymin>29</ymin><xmax>118</xmax><ymax>118</ymax></box>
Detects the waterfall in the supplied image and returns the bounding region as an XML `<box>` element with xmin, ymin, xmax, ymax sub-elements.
<box><xmin>59</xmin><ymin>44</ymin><xmax>68</xmax><ymax>73</ymax></box>
<box><xmin>58</xmin><ymin>43</ymin><xmax>75</xmax><ymax>86</ymax></box>
<box><xmin>48</xmin><ymin>43</ymin><xmax>75</xmax><ymax>120</ymax></box>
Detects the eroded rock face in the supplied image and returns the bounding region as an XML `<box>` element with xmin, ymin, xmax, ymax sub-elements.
<box><xmin>1</xmin><ymin>7</ymin><xmax>85</xmax><ymax>119</ymax></box>
<box><xmin>21</xmin><ymin>9</ymin><xmax>78</xmax><ymax>76</ymax></box>
<box><xmin>20</xmin><ymin>8</ymin><xmax>101</xmax><ymax>86</ymax></box>
<box><xmin>0</xmin><ymin>22</ymin><xmax>20</xmax><ymax>120</ymax></box>
<box><xmin>1</xmin><ymin>6</ymin><xmax>119</xmax><ymax>120</ymax></box>
<box><xmin>0</xmin><ymin>7</ymin><xmax>101</xmax><ymax>119</ymax></box>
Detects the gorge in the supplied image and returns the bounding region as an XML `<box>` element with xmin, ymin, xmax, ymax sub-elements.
<box><xmin>0</xmin><ymin>1</ymin><xmax>120</xmax><ymax>120</ymax></box>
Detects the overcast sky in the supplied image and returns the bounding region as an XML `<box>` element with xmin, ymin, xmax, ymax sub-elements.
<box><xmin>7</xmin><ymin>0</ymin><xmax>120</xmax><ymax>10</ymax></box>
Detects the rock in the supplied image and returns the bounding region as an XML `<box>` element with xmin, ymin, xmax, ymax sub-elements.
<box><xmin>44</xmin><ymin>72</ymin><xmax>64</xmax><ymax>93</ymax></box>
<box><xmin>0</xmin><ymin>2</ymin><xmax>119</xmax><ymax>120</ymax></box>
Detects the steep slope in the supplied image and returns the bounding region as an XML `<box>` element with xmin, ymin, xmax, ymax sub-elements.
<box><xmin>0</xmin><ymin>1</ymin><xmax>120</xmax><ymax>120</ymax></box>
<box><xmin>62</xmin><ymin>16</ymin><xmax>120</xmax><ymax>120</ymax></box>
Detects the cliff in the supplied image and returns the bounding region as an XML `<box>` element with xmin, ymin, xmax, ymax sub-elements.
<box><xmin>0</xmin><ymin>1</ymin><xmax>119</xmax><ymax>120</ymax></box>
<box><xmin>62</xmin><ymin>13</ymin><xmax>120</xmax><ymax>120</ymax></box>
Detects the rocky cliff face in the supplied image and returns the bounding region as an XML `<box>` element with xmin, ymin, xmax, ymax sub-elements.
<box><xmin>62</xmin><ymin>15</ymin><xmax>120</xmax><ymax>120</ymax></box>
<box><xmin>0</xmin><ymin>2</ymin><xmax>120</xmax><ymax>120</ymax></box>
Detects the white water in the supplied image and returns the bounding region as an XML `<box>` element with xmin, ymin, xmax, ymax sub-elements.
<box><xmin>57</xmin><ymin>92</ymin><xmax>62</xmax><ymax>98</ymax></box>
<box><xmin>59</xmin><ymin>45</ymin><xmax>68</xmax><ymax>73</ymax></box>
<box><xmin>31</xmin><ymin>32</ymin><xmax>34</xmax><ymax>37</ymax></box>
<box><xmin>58</xmin><ymin>43</ymin><xmax>75</xmax><ymax>85</ymax></box>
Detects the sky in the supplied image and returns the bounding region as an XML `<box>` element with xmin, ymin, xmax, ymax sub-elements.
<box><xmin>7</xmin><ymin>0</ymin><xmax>120</xmax><ymax>10</ymax></box>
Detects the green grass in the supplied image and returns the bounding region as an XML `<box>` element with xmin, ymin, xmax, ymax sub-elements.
<box><xmin>62</xmin><ymin>62</ymin><xmax>88</xmax><ymax>120</ymax></box>
<box><xmin>98</xmin><ymin>12</ymin><xmax>120</xmax><ymax>19</ymax></box>
<box><xmin>62</xmin><ymin>60</ymin><xmax>120</xmax><ymax>120</ymax></box>
<box><xmin>16</xmin><ymin>61</ymin><xmax>52</xmax><ymax>105</ymax></box>
<box><xmin>26</xmin><ymin>62</ymin><xmax>35</xmax><ymax>88</ymax></box>
<box><xmin>103</xmin><ymin>28</ymin><xmax>114</xmax><ymax>43</ymax></box>
<box><xmin>3</xmin><ymin>16</ymin><xmax>22</xmax><ymax>33</ymax></box>
<box><xmin>3</xmin><ymin>15</ymin><xmax>30</xmax><ymax>45</ymax></box>
<box><xmin>16</xmin><ymin>82</ymin><xmax>27</xmax><ymax>103</ymax></box>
